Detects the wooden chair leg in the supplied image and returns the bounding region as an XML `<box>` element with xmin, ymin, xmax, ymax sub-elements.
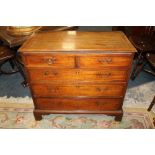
<box><xmin>0</xmin><ymin>59</ymin><xmax>18</xmax><ymax>74</ymax></box>
<box><xmin>143</xmin><ymin>69</ymin><xmax>155</xmax><ymax>76</ymax></box>
<box><xmin>131</xmin><ymin>52</ymin><xmax>146</xmax><ymax>80</ymax></box>
<box><xmin>147</xmin><ymin>96</ymin><xmax>155</xmax><ymax>111</ymax></box>
<box><xmin>9</xmin><ymin>59</ymin><xmax>15</xmax><ymax>69</ymax></box>
<box><xmin>131</xmin><ymin>61</ymin><xmax>146</xmax><ymax>80</ymax></box>
<box><xmin>12</xmin><ymin>58</ymin><xmax>28</xmax><ymax>87</ymax></box>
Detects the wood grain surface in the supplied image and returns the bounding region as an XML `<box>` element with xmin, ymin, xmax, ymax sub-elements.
<box><xmin>19</xmin><ymin>31</ymin><xmax>136</xmax><ymax>52</ymax></box>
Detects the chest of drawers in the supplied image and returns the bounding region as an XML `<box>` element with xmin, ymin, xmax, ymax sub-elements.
<box><xmin>19</xmin><ymin>31</ymin><xmax>136</xmax><ymax>121</ymax></box>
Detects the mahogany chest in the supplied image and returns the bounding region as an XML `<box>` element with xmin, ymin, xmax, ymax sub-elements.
<box><xmin>19</xmin><ymin>31</ymin><xmax>136</xmax><ymax>121</ymax></box>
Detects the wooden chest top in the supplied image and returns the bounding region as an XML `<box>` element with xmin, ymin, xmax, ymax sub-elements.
<box><xmin>19</xmin><ymin>31</ymin><xmax>136</xmax><ymax>53</ymax></box>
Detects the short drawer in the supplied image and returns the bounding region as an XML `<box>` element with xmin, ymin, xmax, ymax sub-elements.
<box><xmin>35</xmin><ymin>98</ymin><xmax>122</xmax><ymax>111</ymax></box>
<box><xmin>79</xmin><ymin>54</ymin><xmax>132</xmax><ymax>68</ymax></box>
<box><xmin>24</xmin><ymin>54</ymin><xmax>75</xmax><ymax>68</ymax></box>
<box><xmin>28</xmin><ymin>68</ymin><xmax>128</xmax><ymax>83</ymax></box>
<box><xmin>32</xmin><ymin>83</ymin><xmax>125</xmax><ymax>97</ymax></box>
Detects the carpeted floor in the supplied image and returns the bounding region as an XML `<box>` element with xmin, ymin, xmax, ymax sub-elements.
<box><xmin>0</xmin><ymin>103</ymin><xmax>154</xmax><ymax>128</ymax></box>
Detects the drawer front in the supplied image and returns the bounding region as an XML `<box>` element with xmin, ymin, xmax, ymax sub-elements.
<box><xmin>35</xmin><ymin>98</ymin><xmax>122</xmax><ymax>111</ymax></box>
<box><xmin>28</xmin><ymin>69</ymin><xmax>128</xmax><ymax>83</ymax></box>
<box><xmin>32</xmin><ymin>84</ymin><xmax>125</xmax><ymax>97</ymax></box>
<box><xmin>24</xmin><ymin>55</ymin><xmax>75</xmax><ymax>68</ymax></box>
<box><xmin>80</xmin><ymin>55</ymin><xmax>132</xmax><ymax>68</ymax></box>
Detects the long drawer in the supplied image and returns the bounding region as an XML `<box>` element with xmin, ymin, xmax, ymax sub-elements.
<box><xmin>32</xmin><ymin>83</ymin><xmax>126</xmax><ymax>97</ymax></box>
<box><xmin>35</xmin><ymin>98</ymin><xmax>122</xmax><ymax>111</ymax></box>
<box><xmin>28</xmin><ymin>68</ymin><xmax>128</xmax><ymax>83</ymax></box>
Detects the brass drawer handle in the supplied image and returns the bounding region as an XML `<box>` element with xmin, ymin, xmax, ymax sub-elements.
<box><xmin>44</xmin><ymin>57</ymin><xmax>56</xmax><ymax>65</ymax></box>
<box><xmin>52</xmin><ymin>71</ymin><xmax>58</xmax><ymax>76</ymax></box>
<box><xmin>98</xmin><ymin>58</ymin><xmax>112</xmax><ymax>63</ymax></box>
<box><xmin>44</xmin><ymin>71</ymin><xmax>58</xmax><ymax>76</ymax></box>
<box><xmin>44</xmin><ymin>71</ymin><xmax>49</xmax><ymax>75</ymax></box>
<box><xmin>96</xmin><ymin>87</ymin><xmax>108</xmax><ymax>92</ymax></box>
<box><xmin>96</xmin><ymin>72</ymin><xmax>112</xmax><ymax>77</ymax></box>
